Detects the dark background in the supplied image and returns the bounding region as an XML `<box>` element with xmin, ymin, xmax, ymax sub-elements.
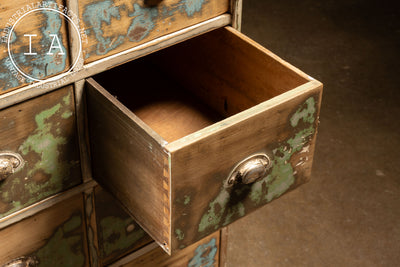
<box><xmin>226</xmin><ymin>0</ymin><xmax>400</xmax><ymax>266</ymax></box>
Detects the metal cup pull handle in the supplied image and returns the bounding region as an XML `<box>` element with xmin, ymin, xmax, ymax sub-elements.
<box><xmin>2</xmin><ymin>256</ymin><xmax>38</xmax><ymax>267</ymax></box>
<box><xmin>0</xmin><ymin>152</ymin><xmax>24</xmax><ymax>181</ymax></box>
<box><xmin>225</xmin><ymin>154</ymin><xmax>272</xmax><ymax>188</ymax></box>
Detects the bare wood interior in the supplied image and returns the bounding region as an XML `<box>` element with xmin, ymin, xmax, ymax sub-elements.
<box><xmin>93</xmin><ymin>27</ymin><xmax>310</xmax><ymax>143</ymax></box>
<box><xmin>86</xmin><ymin>79</ymin><xmax>170</xmax><ymax>251</ymax></box>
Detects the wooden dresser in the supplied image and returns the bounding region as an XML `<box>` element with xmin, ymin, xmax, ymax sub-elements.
<box><xmin>0</xmin><ymin>0</ymin><xmax>322</xmax><ymax>266</ymax></box>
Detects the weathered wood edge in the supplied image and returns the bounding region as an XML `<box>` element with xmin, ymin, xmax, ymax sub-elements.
<box><xmin>66</xmin><ymin>0</ymin><xmax>84</xmax><ymax>71</ymax></box>
<box><xmin>227</xmin><ymin>27</ymin><xmax>314</xmax><ymax>81</ymax></box>
<box><xmin>85</xmin><ymin>78</ymin><xmax>167</xmax><ymax>147</ymax></box>
<box><xmin>108</xmin><ymin>242</ymin><xmax>160</xmax><ymax>267</ymax></box>
<box><xmin>0</xmin><ymin>14</ymin><xmax>231</xmax><ymax>110</ymax></box>
<box><xmin>166</xmin><ymin>80</ymin><xmax>323</xmax><ymax>152</ymax></box>
<box><xmin>83</xmin><ymin>187</ymin><xmax>100</xmax><ymax>267</ymax></box>
<box><xmin>86</xmin><ymin>78</ymin><xmax>172</xmax><ymax>253</ymax></box>
<box><xmin>73</xmin><ymin>80</ymin><xmax>92</xmax><ymax>182</ymax></box>
<box><xmin>219</xmin><ymin>228</ymin><xmax>229</xmax><ymax>267</ymax></box>
<box><xmin>0</xmin><ymin>179</ymin><xmax>97</xmax><ymax>230</ymax></box>
<box><xmin>230</xmin><ymin>0</ymin><xmax>243</xmax><ymax>31</ymax></box>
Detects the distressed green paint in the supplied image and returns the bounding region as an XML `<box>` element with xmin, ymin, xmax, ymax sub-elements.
<box><xmin>184</xmin><ymin>195</ymin><xmax>191</xmax><ymax>205</ymax></box>
<box><xmin>99</xmin><ymin>216</ymin><xmax>146</xmax><ymax>257</ymax></box>
<box><xmin>0</xmin><ymin>91</ymin><xmax>79</xmax><ymax>218</ymax></box>
<box><xmin>198</xmin><ymin>190</ymin><xmax>230</xmax><ymax>232</ymax></box>
<box><xmin>198</xmin><ymin>97</ymin><xmax>317</xmax><ymax>233</ymax></box>
<box><xmin>63</xmin><ymin>93</ymin><xmax>71</xmax><ymax>105</ymax></box>
<box><xmin>175</xmin><ymin>229</ymin><xmax>185</xmax><ymax>241</ymax></box>
<box><xmin>290</xmin><ymin>97</ymin><xmax>316</xmax><ymax>127</ymax></box>
<box><xmin>19</xmin><ymin>102</ymin><xmax>68</xmax><ymax>190</ymax></box>
<box><xmin>188</xmin><ymin>238</ymin><xmax>218</xmax><ymax>267</ymax></box>
<box><xmin>62</xmin><ymin>111</ymin><xmax>73</xmax><ymax>119</ymax></box>
<box><xmin>32</xmin><ymin>215</ymin><xmax>85</xmax><ymax>267</ymax></box>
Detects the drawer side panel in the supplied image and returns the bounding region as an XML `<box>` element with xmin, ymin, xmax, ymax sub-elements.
<box><xmin>86</xmin><ymin>78</ymin><xmax>171</xmax><ymax>252</ymax></box>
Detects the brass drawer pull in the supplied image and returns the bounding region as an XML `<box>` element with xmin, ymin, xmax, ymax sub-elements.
<box><xmin>2</xmin><ymin>257</ymin><xmax>38</xmax><ymax>267</ymax></box>
<box><xmin>0</xmin><ymin>152</ymin><xmax>24</xmax><ymax>181</ymax></box>
<box><xmin>225</xmin><ymin>154</ymin><xmax>272</xmax><ymax>187</ymax></box>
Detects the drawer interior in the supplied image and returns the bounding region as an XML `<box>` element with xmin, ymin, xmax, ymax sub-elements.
<box><xmin>87</xmin><ymin>26</ymin><xmax>321</xmax><ymax>253</ymax></box>
<box><xmin>93</xmin><ymin>27</ymin><xmax>309</xmax><ymax>143</ymax></box>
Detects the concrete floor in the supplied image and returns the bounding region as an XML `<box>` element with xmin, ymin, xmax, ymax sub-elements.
<box><xmin>226</xmin><ymin>0</ymin><xmax>400</xmax><ymax>266</ymax></box>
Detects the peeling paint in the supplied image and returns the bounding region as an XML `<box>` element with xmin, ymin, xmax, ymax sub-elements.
<box><xmin>0</xmin><ymin>91</ymin><xmax>80</xmax><ymax>218</ymax></box>
<box><xmin>290</xmin><ymin>97</ymin><xmax>316</xmax><ymax>127</ymax></box>
<box><xmin>175</xmin><ymin>229</ymin><xmax>185</xmax><ymax>241</ymax></box>
<box><xmin>184</xmin><ymin>195</ymin><xmax>191</xmax><ymax>205</ymax></box>
<box><xmin>82</xmin><ymin>0</ymin><xmax>124</xmax><ymax>55</ymax></box>
<box><xmin>198</xmin><ymin>97</ymin><xmax>317</xmax><ymax>233</ymax></box>
<box><xmin>1</xmin><ymin>2</ymin><xmax>67</xmax><ymax>91</ymax></box>
<box><xmin>99</xmin><ymin>216</ymin><xmax>146</xmax><ymax>257</ymax></box>
<box><xmin>181</xmin><ymin>0</ymin><xmax>205</xmax><ymax>17</ymax></box>
<box><xmin>188</xmin><ymin>238</ymin><xmax>218</xmax><ymax>267</ymax></box>
<box><xmin>127</xmin><ymin>4</ymin><xmax>158</xmax><ymax>42</ymax></box>
<box><xmin>33</xmin><ymin>215</ymin><xmax>85</xmax><ymax>266</ymax></box>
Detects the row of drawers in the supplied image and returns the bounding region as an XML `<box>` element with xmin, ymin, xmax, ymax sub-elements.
<box><xmin>0</xmin><ymin>0</ymin><xmax>230</xmax><ymax>94</ymax></box>
<box><xmin>1</xmin><ymin>26</ymin><xmax>322</xmax><ymax>258</ymax></box>
<box><xmin>0</xmin><ymin>186</ymin><xmax>221</xmax><ymax>266</ymax></box>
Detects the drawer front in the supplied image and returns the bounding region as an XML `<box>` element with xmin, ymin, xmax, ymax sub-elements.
<box><xmin>94</xmin><ymin>186</ymin><xmax>153</xmax><ymax>265</ymax></box>
<box><xmin>121</xmin><ymin>231</ymin><xmax>220</xmax><ymax>267</ymax></box>
<box><xmin>86</xmin><ymin>27</ymin><xmax>322</xmax><ymax>253</ymax></box>
<box><xmin>0</xmin><ymin>194</ymin><xmax>88</xmax><ymax>266</ymax></box>
<box><xmin>79</xmin><ymin>0</ymin><xmax>229</xmax><ymax>63</ymax></box>
<box><xmin>0</xmin><ymin>0</ymin><xmax>70</xmax><ymax>95</ymax></box>
<box><xmin>0</xmin><ymin>86</ymin><xmax>81</xmax><ymax>219</ymax></box>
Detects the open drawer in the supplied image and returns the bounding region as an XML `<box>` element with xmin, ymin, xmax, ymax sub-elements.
<box><xmin>86</xmin><ymin>27</ymin><xmax>322</xmax><ymax>254</ymax></box>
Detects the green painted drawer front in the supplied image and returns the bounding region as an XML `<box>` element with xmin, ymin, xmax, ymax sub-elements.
<box><xmin>95</xmin><ymin>186</ymin><xmax>153</xmax><ymax>265</ymax></box>
<box><xmin>0</xmin><ymin>85</ymin><xmax>81</xmax><ymax>218</ymax></box>
<box><xmin>0</xmin><ymin>194</ymin><xmax>88</xmax><ymax>266</ymax></box>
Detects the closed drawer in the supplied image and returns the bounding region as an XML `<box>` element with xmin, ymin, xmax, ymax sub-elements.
<box><xmin>119</xmin><ymin>231</ymin><xmax>220</xmax><ymax>267</ymax></box>
<box><xmin>79</xmin><ymin>0</ymin><xmax>229</xmax><ymax>63</ymax></box>
<box><xmin>0</xmin><ymin>194</ymin><xmax>88</xmax><ymax>266</ymax></box>
<box><xmin>0</xmin><ymin>0</ymin><xmax>71</xmax><ymax>95</ymax></box>
<box><xmin>94</xmin><ymin>186</ymin><xmax>153</xmax><ymax>265</ymax></box>
<box><xmin>0</xmin><ymin>86</ymin><xmax>81</xmax><ymax>219</ymax></box>
<box><xmin>86</xmin><ymin>27</ymin><xmax>323</xmax><ymax>253</ymax></box>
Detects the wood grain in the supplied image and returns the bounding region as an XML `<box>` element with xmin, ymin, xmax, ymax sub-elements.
<box><xmin>0</xmin><ymin>85</ymin><xmax>81</xmax><ymax>219</ymax></box>
<box><xmin>168</xmin><ymin>81</ymin><xmax>322</xmax><ymax>250</ymax></box>
<box><xmin>0</xmin><ymin>194</ymin><xmax>88</xmax><ymax>266</ymax></box>
<box><xmin>78</xmin><ymin>0</ymin><xmax>229</xmax><ymax>63</ymax></box>
<box><xmin>94</xmin><ymin>186</ymin><xmax>153</xmax><ymax>265</ymax></box>
<box><xmin>86</xmin><ymin>78</ymin><xmax>171</xmax><ymax>252</ymax></box>
<box><xmin>86</xmin><ymin>27</ymin><xmax>322</xmax><ymax>252</ymax></box>
<box><xmin>0</xmin><ymin>0</ymin><xmax>70</xmax><ymax>95</ymax></box>
<box><xmin>152</xmin><ymin>26</ymin><xmax>310</xmax><ymax>118</ymax></box>
<box><xmin>122</xmin><ymin>231</ymin><xmax>220</xmax><ymax>267</ymax></box>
